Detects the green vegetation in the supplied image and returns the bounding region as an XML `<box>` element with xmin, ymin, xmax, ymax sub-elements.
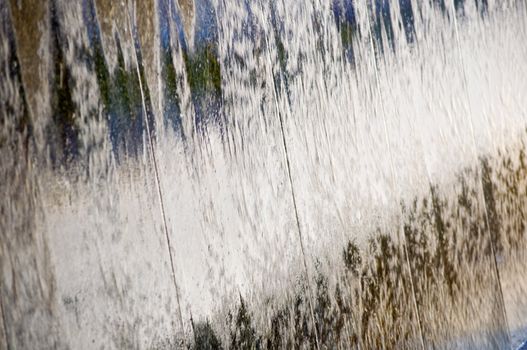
<box><xmin>48</xmin><ymin>2</ymin><xmax>79</xmax><ymax>165</ymax></box>
<box><xmin>183</xmin><ymin>43</ymin><xmax>222</xmax><ymax>98</ymax></box>
<box><xmin>191</xmin><ymin>319</ymin><xmax>223</xmax><ymax>350</ymax></box>
<box><xmin>339</xmin><ymin>21</ymin><xmax>357</xmax><ymax>53</ymax></box>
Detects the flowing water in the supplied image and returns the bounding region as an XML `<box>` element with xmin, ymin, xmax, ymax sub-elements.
<box><xmin>1</xmin><ymin>0</ymin><xmax>527</xmax><ymax>348</ymax></box>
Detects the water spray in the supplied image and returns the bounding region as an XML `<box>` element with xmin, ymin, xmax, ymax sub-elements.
<box><xmin>448</xmin><ymin>0</ymin><xmax>512</xmax><ymax>345</ymax></box>
<box><xmin>126</xmin><ymin>0</ymin><xmax>185</xmax><ymax>333</ymax></box>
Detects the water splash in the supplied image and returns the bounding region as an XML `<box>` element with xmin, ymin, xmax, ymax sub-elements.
<box><xmin>1</xmin><ymin>0</ymin><xmax>527</xmax><ymax>348</ymax></box>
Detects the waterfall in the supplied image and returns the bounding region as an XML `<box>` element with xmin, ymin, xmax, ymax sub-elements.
<box><xmin>1</xmin><ymin>0</ymin><xmax>527</xmax><ymax>348</ymax></box>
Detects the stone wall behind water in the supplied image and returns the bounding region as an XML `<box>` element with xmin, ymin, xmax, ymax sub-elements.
<box><xmin>1</xmin><ymin>0</ymin><xmax>527</xmax><ymax>348</ymax></box>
